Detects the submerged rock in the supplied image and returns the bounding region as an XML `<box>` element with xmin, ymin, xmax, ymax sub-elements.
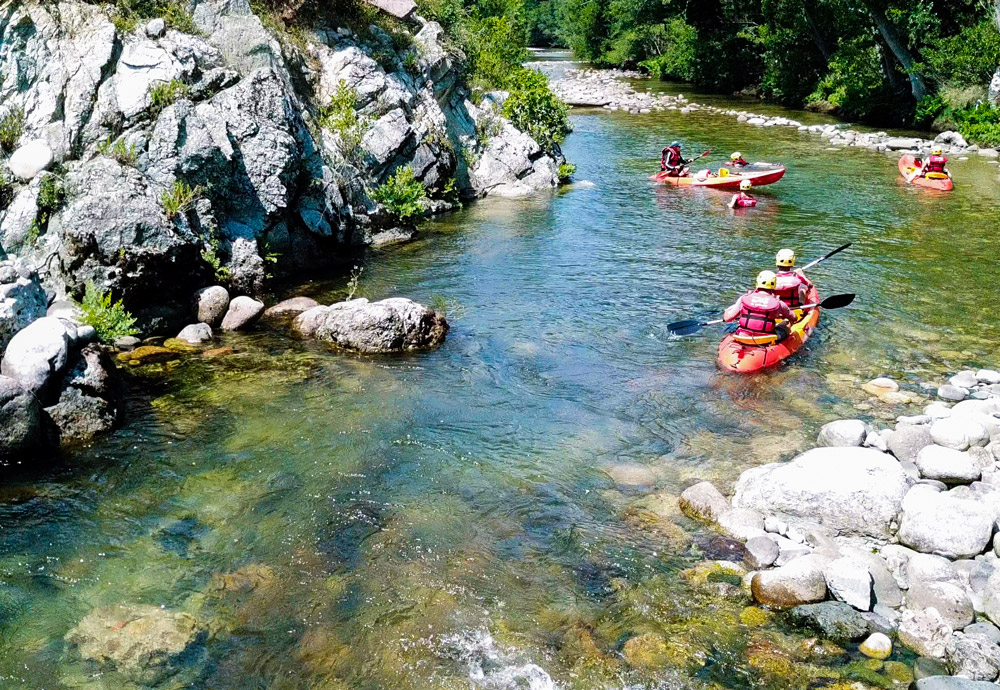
<box><xmin>859</xmin><ymin>632</ymin><xmax>892</xmax><ymax>660</ymax></box>
<box><xmin>262</xmin><ymin>296</ymin><xmax>320</xmax><ymax>322</ymax></box>
<box><xmin>678</xmin><ymin>481</ymin><xmax>730</xmax><ymax>523</ymax></box>
<box><xmin>177</xmin><ymin>323</ymin><xmax>213</xmax><ymax>344</ymax></box>
<box><xmin>65</xmin><ymin>604</ymin><xmax>206</xmax><ymax>685</ymax></box>
<box><xmin>293</xmin><ymin>298</ymin><xmax>448</xmax><ymax>353</ymax></box>
<box><xmin>787</xmin><ymin>601</ymin><xmax>872</xmax><ymax>642</ymax></box>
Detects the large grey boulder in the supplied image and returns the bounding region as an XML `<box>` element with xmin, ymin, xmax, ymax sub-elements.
<box><xmin>817</xmin><ymin>419</ymin><xmax>867</xmax><ymax>447</ymax></box>
<box><xmin>787</xmin><ymin>601</ymin><xmax>872</xmax><ymax>642</ymax></box>
<box><xmin>0</xmin><ymin>317</ymin><xmax>73</xmax><ymax>399</ymax></box>
<box><xmin>945</xmin><ymin>632</ymin><xmax>1000</xmax><ymax>681</ymax></box>
<box><xmin>888</xmin><ymin>423</ymin><xmax>935</xmax><ymax>462</ymax></box>
<box><xmin>0</xmin><ymin>375</ymin><xmax>47</xmax><ymax>457</ymax></box>
<box><xmin>906</xmin><ymin>581</ymin><xmax>975</xmax><ymax>630</ymax></box>
<box><xmin>750</xmin><ymin>553</ymin><xmax>828</xmax><ymax>608</ymax></box>
<box><xmin>732</xmin><ymin>447</ymin><xmax>912</xmax><ymax>539</ymax></box>
<box><xmin>292</xmin><ymin>298</ymin><xmax>448</xmax><ymax>353</ymax></box>
<box><xmin>898</xmin><ymin>489</ymin><xmax>995</xmax><ymax>559</ymax></box>
<box><xmin>678</xmin><ymin>481</ymin><xmax>730</xmax><ymax>523</ymax></box>
<box><xmin>915</xmin><ymin>445</ymin><xmax>981</xmax><ymax>484</ymax></box>
<box><xmin>220</xmin><ymin>296</ymin><xmax>264</xmax><ymax>331</ymax></box>
<box><xmin>194</xmin><ymin>286</ymin><xmax>230</xmax><ymax>326</ymax></box>
<box><xmin>0</xmin><ymin>274</ymin><xmax>48</xmax><ymax>350</ymax></box>
<box><xmin>898</xmin><ymin>607</ymin><xmax>953</xmax><ymax>659</ymax></box>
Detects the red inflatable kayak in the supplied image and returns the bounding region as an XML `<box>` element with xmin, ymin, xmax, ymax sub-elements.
<box><xmin>898</xmin><ymin>154</ymin><xmax>953</xmax><ymax>191</ymax></box>
<box><xmin>650</xmin><ymin>166</ymin><xmax>785</xmax><ymax>189</ymax></box>
<box><xmin>718</xmin><ymin>287</ymin><xmax>820</xmax><ymax>373</ymax></box>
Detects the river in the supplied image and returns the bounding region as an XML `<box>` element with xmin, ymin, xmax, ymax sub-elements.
<box><xmin>2</xmin><ymin>53</ymin><xmax>1000</xmax><ymax>689</ymax></box>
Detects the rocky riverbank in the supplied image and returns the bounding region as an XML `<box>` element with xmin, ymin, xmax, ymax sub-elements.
<box><xmin>547</xmin><ymin>67</ymin><xmax>999</xmax><ymax>161</ymax></box>
<box><xmin>677</xmin><ymin>367</ymin><xmax>1000</xmax><ymax>687</ymax></box>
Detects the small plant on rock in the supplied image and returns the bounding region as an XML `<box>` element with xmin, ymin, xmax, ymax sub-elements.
<box><xmin>79</xmin><ymin>283</ymin><xmax>139</xmax><ymax>343</ymax></box>
<box><xmin>345</xmin><ymin>264</ymin><xmax>363</xmax><ymax>300</ymax></box>
<box><xmin>161</xmin><ymin>180</ymin><xmax>204</xmax><ymax>220</ymax></box>
<box><xmin>0</xmin><ymin>169</ymin><xmax>13</xmax><ymax>211</ymax></box>
<box><xmin>97</xmin><ymin>137</ymin><xmax>140</xmax><ymax>167</ymax></box>
<box><xmin>317</xmin><ymin>80</ymin><xmax>371</xmax><ymax>157</ymax></box>
<box><xmin>371</xmin><ymin>165</ymin><xmax>427</xmax><ymax>222</ymax></box>
<box><xmin>558</xmin><ymin>162</ymin><xmax>576</xmax><ymax>183</ymax></box>
<box><xmin>0</xmin><ymin>106</ymin><xmax>25</xmax><ymax>154</ymax></box>
<box><xmin>201</xmin><ymin>238</ymin><xmax>230</xmax><ymax>282</ymax></box>
<box><xmin>148</xmin><ymin>79</ymin><xmax>189</xmax><ymax>117</ymax></box>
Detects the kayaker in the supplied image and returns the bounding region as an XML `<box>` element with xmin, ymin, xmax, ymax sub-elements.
<box><xmin>726</xmin><ymin>151</ymin><xmax>749</xmax><ymax>167</ymax></box>
<box><xmin>728</xmin><ymin>179</ymin><xmax>757</xmax><ymax>208</ymax></box>
<box><xmin>660</xmin><ymin>141</ymin><xmax>687</xmax><ymax>177</ymax></box>
<box><xmin>723</xmin><ymin>270</ymin><xmax>795</xmax><ymax>342</ymax></box>
<box><xmin>773</xmin><ymin>248</ymin><xmax>813</xmax><ymax>308</ymax></box>
<box><xmin>918</xmin><ymin>146</ymin><xmax>951</xmax><ymax>179</ymax></box>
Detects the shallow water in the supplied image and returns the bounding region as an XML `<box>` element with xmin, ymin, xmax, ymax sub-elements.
<box><xmin>2</xmin><ymin>54</ymin><xmax>1000</xmax><ymax>689</ymax></box>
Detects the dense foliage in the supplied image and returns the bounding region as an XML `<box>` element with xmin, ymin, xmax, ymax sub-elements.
<box><xmin>79</xmin><ymin>283</ymin><xmax>139</xmax><ymax>343</ymax></box>
<box><xmin>510</xmin><ymin>0</ymin><xmax>1000</xmax><ymax>138</ymax></box>
<box><xmin>372</xmin><ymin>165</ymin><xmax>428</xmax><ymax>221</ymax></box>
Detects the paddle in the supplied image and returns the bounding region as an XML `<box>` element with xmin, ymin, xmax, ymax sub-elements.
<box><xmin>800</xmin><ymin>242</ymin><xmax>852</xmax><ymax>271</ymax></box>
<box><xmin>667</xmin><ymin>293</ymin><xmax>856</xmax><ymax>337</ymax></box>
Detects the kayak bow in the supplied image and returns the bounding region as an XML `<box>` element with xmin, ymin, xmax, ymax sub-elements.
<box><xmin>717</xmin><ymin>286</ymin><xmax>820</xmax><ymax>373</ymax></box>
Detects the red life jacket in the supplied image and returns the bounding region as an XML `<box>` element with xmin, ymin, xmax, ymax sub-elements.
<box><xmin>735</xmin><ymin>192</ymin><xmax>756</xmax><ymax>208</ymax></box>
<box><xmin>925</xmin><ymin>155</ymin><xmax>947</xmax><ymax>173</ymax></box>
<box><xmin>730</xmin><ymin>158</ymin><xmax>748</xmax><ymax>167</ymax></box>
<box><xmin>663</xmin><ymin>146</ymin><xmax>682</xmax><ymax>168</ymax></box>
<box><xmin>774</xmin><ymin>272</ymin><xmax>805</xmax><ymax>306</ymax></box>
<box><xmin>737</xmin><ymin>291</ymin><xmax>785</xmax><ymax>334</ymax></box>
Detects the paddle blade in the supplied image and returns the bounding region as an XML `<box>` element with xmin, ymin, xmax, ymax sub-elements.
<box><xmin>667</xmin><ymin>319</ymin><xmax>704</xmax><ymax>336</ymax></box>
<box><xmin>819</xmin><ymin>293</ymin><xmax>856</xmax><ymax>309</ymax></box>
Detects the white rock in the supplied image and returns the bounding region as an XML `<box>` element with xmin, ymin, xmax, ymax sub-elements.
<box><xmin>898</xmin><ymin>489</ymin><xmax>995</xmax><ymax>559</ymax></box>
<box><xmin>145</xmin><ymin>18</ymin><xmax>166</xmax><ymax>38</ymax></box>
<box><xmin>907</xmin><ymin>552</ymin><xmax>962</xmax><ymax>585</ymax></box>
<box><xmin>906</xmin><ymin>580</ymin><xmax>974</xmax><ymax>629</ymax></box>
<box><xmin>678</xmin><ymin>481</ymin><xmax>730</xmax><ymax>523</ymax></box>
<box><xmin>915</xmin><ymin>445</ymin><xmax>981</xmax><ymax>484</ymax></box>
<box><xmin>931</xmin><ymin>417</ymin><xmax>989</xmax><ymax>451</ymax></box>
<box><xmin>176</xmin><ymin>323</ymin><xmax>212</xmax><ymax>344</ymax></box>
<box><xmin>977</xmin><ymin>369</ymin><xmax>1000</xmax><ymax>385</ymax></box>
<box><xmin>220</xmin><ymin>296</ymin><xmax>264</xmax><ymax>332</ymax></box>
<box><xmin>951</xmin><ymin>371</ymin><xmax>980</xmax><ymax>389</ymax></box>
<box><xmin>750</xmin><ymin>554</ymin><xmax>829</xmax><ymax>608</ymax></box>
<box><xmin>938</xmin><ymin>384</ymin><xmax>969</xmax><ymax>402</ymax></box>
<box><xmin>859</xmin><ymin>632</ymin><xmax>892</xmax><ymax>660</ymax></box>
<box><xmin>732</xmin><ymin>447</ymin><xmax>912</xmax><ymax>539</ymax></box>
<box><xmin>716</xmin><ymin>508</ymin><xmax>766</xmax><ymax>540</ymax></box>
<box><xmin>817</xmin><ymin>419</ymin><xmax>868</xmax><ymax>447</ymax></box>
<box><xmin>897</xmin><ymin>607</ymin><xmax>952</xmax><ymax>659</ymax></box>
<box><xmin>7</xmin><ymin>140</ymin><xmax>53</xmax><ymax>181</ymax></box>
<box><xmin>744</xmin><ymin>535</ymin><xmax>779</xmax><ymax>570</ymax></box>
<box><xmin>0</xmin><ymin>316</ymin><xmax>73</xmax><ymax>397</ymax></box>
<box><xmin>925</xmin><ymin>403</ymin><xmax>953</xmax><ymax>419</ymax></box>
<box><xmin>824</xmin><ymin>557</ymin><xmax>874</xmax><ymax>611</ymax></box>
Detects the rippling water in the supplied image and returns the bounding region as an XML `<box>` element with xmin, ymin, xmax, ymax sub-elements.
<box><xmin>2</xmin><ymin>54</ymin><xmax>999</xmax><ymax>688</ymax></box>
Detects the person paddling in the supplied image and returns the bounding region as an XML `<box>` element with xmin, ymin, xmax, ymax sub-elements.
<box><xmin>728</xmin><ymin>179</ymin><xmax>757</xmax><ymax>208</ymax></box>
<box><xmin>773</xmin><ymin>248</ymin><xmax>813</xmax><ymax>309</ymax></box>
<box><xmin>908</xmin><ymin>146</ymin><xmax>950</xmax><ymax>182</ymax></box>
<box><xmin>726</xmin><ymin>151</ymin><xmax>749</xmax><ymax>167</ymax></box>
<box><xmin>660</xmin><ymin>141</ymin><xmax>687</xmax><ymax>177</ymax></box>
<box><xmin>723</xmin><ymin>270</ymin><xmax>796</xmax><ymax>343</ymax></box>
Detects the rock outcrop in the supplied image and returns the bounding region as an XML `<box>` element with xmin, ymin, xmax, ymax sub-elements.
<box><xmin>0</xmin><ymin>0</ymin><xmax>563</xmax><ymax>323</ymax></box>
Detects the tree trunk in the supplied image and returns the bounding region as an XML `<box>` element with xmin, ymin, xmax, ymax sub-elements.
<box><xmin>876</xmin><ymin>38</ymin><xmax>901</xmax><ymax>93</ymax></box>
<box><xmin>801</xmin><ymin>3</ymin><xmax>832</xmax><ymax>62</ymax></box>
<box><xmin>863</xmin><ymin>0</ymin><xmax>929</xmax><ymax>102</ymax></box>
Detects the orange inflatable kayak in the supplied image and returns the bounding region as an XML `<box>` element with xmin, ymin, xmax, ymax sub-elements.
<box><xmin>718</xmin><ymin>287</ymin><xmax>820</xmax><ymax>373</ymax></box>
<box><xmin>650</xmin><ymin>166</ymin><xmax>785</xmax><ymax>189</ymax></box>
<box><xmin>898</xmin><ymin>154</ymin><xmax>953</xmax><ymax>191</ymax></box>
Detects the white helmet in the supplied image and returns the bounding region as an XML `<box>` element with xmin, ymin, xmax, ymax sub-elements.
<box><xmin>739</xmin><ymin>179</ymin><xmax>752</xmax><ymax>191</ymax></box>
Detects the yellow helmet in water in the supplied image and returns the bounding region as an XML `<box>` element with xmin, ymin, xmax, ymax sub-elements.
<box><xmin>730</xmin><ymin>152</ymin><xmax>742</xmax><ymax>160</ymax></box>
<box><xmin>756</xmin><ymin>270</ymin><xmax>777</xmax><ymax>290</ymax></box>
<box><xmin>775</xmin><ymin>249</ymin><xmax>795</xmax><ymax>267</ymax></box>
<box><xmin>739</xmin><ymin>179</ymin><xmax>752</xmax><ymax>190</ymax></box>
<box><xmin>932</xmin><ymin>146</ymin><xmax>943</xmax><ymax>155</ymax></box>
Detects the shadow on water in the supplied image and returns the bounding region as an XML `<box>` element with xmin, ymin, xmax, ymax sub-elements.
<box><xmin>1</xmin><ymin>56</ymin><xmax>1000</xmax><ymax>688</ymax></box>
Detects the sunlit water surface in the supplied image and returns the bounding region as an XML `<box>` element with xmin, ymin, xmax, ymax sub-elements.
<box><xmin>2</xmin><ymin>52</ymin><xmax>999</xmax><ymax>689</ymax></box>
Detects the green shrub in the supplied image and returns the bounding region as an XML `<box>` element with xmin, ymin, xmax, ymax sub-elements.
<box><xmin>37</xmin><ymin>173</ymin><xmax>66</xmax><ymax>214</ymax></box>
<box><xmin>0</xmin><ymin>106</ymin><xmax>25</xmax><ymax>154</ymax></box>
<box><xmin>914</xmin><ymin>93</ymin><xmax>946</xmax><ymax>127</ymax></box>
<box><xmin>148</xmin><ymin>79</ymin><xmax>189</xmax><ymax>116</ymax></box>
<box><xmin>161</xmin><ymin>180</ymin><xmax>204</xmax><ymax>220</ymax></box>
<box><xmin>0</xmin><ymin>169</ymin><xmax>12</xmax><ymax>211</ymax></box>
<box><xmin>97</xmin><ymin>137</ymin><xmax>140</xmax><ymax>167</ymax></box>
<box><xmin>104</xmin><ymin>0</ymin><xmax>199</xmax><ymax>34</ymax></box>
<box><xmin>403</xmin><ymin>50</ymin><xmax>420</xmax><ymax>75</ymax></box>
<box><xmin>162</xmin><ymin>0</ymin><xmax>199</xmax><ymax>33</ymax></box>
<box><xmin>372</xmin><ymin>164</ymin><xmax>427</xmax><ymax>221</ymax></box>
<box><xmin>464</xmin><ymin>16</ymin><xmax>529</xmax><ymax>90</ymax></box>
<box><xmin>953</xmin><ymin>103</ymin><xmax>1000</xmax><ymax>147</ymax></box>
<box><xmin>557</xmin><ymin>162</ymin><xmax>576</xmax><ymax>183</ymax></box>
<box><xmin>922</xmin><ymin>18</ymin><xmax>1000</xmax><ymax>89</ymax></box>
<box><xmin>501</xmin><ymin>69</ymin><xmax>570</xmax><ymax>154</ymax></box>
<box><xmin>201</xmin><ymin>238</ymin><xmax>230</xmax><ymax>282</ymax></box>
<box><xmin>806</xmin><ymin>36</ymin><xmax>896</xmax><ymax>122</ymax></box>
<box><xmin>79</xmin><ymin>283</ymin><xmax>139</xmax><ymax>342</ymax></box>
<box><xmin>318</xmin><ymin>80</ymin><xmax>371</xmax><ymax>157</ymax></box>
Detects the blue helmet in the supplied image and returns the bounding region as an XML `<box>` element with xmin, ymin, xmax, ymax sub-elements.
<box><xmin>670</xmin><ymin>140</ymin><xmax>681</xmax><ymax>147</ymax></box>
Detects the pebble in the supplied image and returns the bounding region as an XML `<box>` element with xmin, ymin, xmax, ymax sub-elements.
<box><xmin>859</xmin><ymin>632</ymin><xmax>892</xmax><ymax>659</ymax></box>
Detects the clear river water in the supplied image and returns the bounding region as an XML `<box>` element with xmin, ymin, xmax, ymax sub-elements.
<box><xmin>2</xmin><ymin>53</ymin><xmax>1000</xmax><ymax>689</ymax></box>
